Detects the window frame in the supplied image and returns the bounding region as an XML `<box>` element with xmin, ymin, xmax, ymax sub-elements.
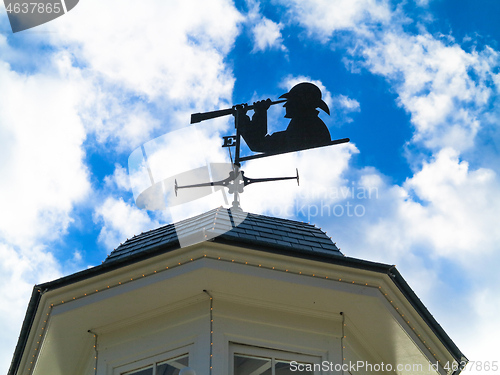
<box><xmin>113</xmin><ymin>345</ymin><xmax>191</xmax><ymax>375</ymax></box>
<box><xmin>230</xmin><ymin>343</ymin><xmax>322</xmax><ymax>375</ymax></box>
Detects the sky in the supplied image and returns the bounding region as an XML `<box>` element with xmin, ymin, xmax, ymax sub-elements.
<box><xmin>1</xmin><ymin>0</ymin><xmax>500</xmax><ymax>373</ymax></box>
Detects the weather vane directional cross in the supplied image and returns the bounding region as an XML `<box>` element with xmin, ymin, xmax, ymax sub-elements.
<box><xmin>175</xmin><ymin>82</ymin><xmax>350</xmax><ymax>209</ymax></box>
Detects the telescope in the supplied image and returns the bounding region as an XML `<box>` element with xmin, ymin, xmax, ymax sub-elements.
<box><xmin>190</xmin><ymin>99</ymin><xmax>287</xmax><ymax>124</ymax></box>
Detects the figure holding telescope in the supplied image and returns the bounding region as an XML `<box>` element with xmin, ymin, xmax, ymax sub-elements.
<box><xmin>190</xmin><ymin>81</ymin><xmax>348</xmax><ymax>163</ymax></box>
<box><xmin>239</xmin><ymin>82</ymin><xmax>332</xmax><ymax>154</ymax></box>
<box><xmin>181</xmin><ymin>82</ymin><xmax>349</xmax><ymax>208</ymax></box>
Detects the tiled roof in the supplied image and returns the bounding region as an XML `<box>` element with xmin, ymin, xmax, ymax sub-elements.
<box><xmin>105</xmin><ymin>207</ymin><xmax>343</xmax><ymax>264</ymax></box>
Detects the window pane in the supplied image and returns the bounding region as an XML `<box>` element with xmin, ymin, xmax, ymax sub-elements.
<box><xmin>276</xmin><ymin>360</ymin><xmax>313</xmax><ymax>375</ymax></box>
<box><xmin>157</xmin><ymin>354</ymin><xmax>189</xmax><ymax>375</ymax></box>
<box><xmin>123</xmin><ymin>366</ymin><xmax>153</xmax><ymax>375</ymax></box>
<box><xmin>234</xmin><ymin>354</ymin><xmax>272</xmax><ymax>375</ymax></box>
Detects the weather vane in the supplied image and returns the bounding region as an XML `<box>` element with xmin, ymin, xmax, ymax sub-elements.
<box><xmin>175</xmin><ymin>82</ymin><xmax>350</xmax><ymax>209</ymax></box>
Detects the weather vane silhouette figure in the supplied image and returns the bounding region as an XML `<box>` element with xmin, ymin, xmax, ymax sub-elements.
<box><xmin>239</xmin><ymin>82</ymin><xmax>332</xmax><ymax>154</ymax></box>
<box><xmin>180</xmin><ymin>82</ymin><xmax>350</xmax><ymax>209</ymax></box>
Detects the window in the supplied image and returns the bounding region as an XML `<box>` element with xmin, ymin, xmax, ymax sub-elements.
<box><xmin>122</xmin><ymin>354</ymin><xmax>189</xmax><ymax>375</ymax></box>
<box><xmin>231</xmin><ymin>344</ymin><xmax>321</xmax><ymax>375</ymax></box>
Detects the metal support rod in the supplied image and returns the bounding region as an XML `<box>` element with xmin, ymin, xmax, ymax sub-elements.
<box><xmin>234</xmin><ymin>108</ymin><xmax>241</xmax><ymax>164</ymax></box>
<box><xmin>232</xmin><ymin>164</ymin><xmax>240</xmax><ymax>209</ymax></box>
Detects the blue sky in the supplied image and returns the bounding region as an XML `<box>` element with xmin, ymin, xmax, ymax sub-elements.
<box><xmin>1</xmin><ymin>0</ymin><xmax>500</xmax><ymax>373</ymax></box>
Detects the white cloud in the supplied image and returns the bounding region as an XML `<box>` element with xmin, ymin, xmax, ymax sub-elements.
<box><xmin>94</xmin><ymin>197</ymin><xmax>161</xmax><ymax>251</ymax></box>
<box><xmin>246</xmin><ymin>0</ymin><xmax>286</xmax><ymax>53</ymax></box>
<box><xmin>0</xmin><ymin>52</ymin><xmax>90</xmax><ymax>248</ymax></box>
<box><xmin>360</xmin><ymin>32</ymin><xmax>498</xmax><ymax>152</ymax></box>
<box><xmin>252</xmin><ymin>18</ymin><xmax>286</xmax><ymax>53</ymax></box>
<box><xmin>336</xmin><ymin>94</ymin><xmax>360</xmax><ymax>111</ymax></box>
<box><xmin>80</xmin><ymin>88</ymin><xmax>163</xmax><ymax>151</ymax></box>
<box><xmin>50</xmin><ymin>0</ymin><xmax>242</xmax><ymax>108</ymax></box>
<box><xmin>330</xmin><ymin>94</ymin><xmax>361</xmax><ymax>125</ymax></box>
<box><xmin>104</xmin><ymin>164</ymin><xmax>131</xmax><ymax>192</ymax></box>
<box><xmin>399</xmin><ymin>148</ymin><xmax>500</xmax><ymax>261</ymax></box>
<box><xmin>280</xmin><ymin>0</ymin><xmax>393</xmax><ymax>42</ymax></box>
<box><xmin>72</xmin><ymin>249</ymin><xmax>83</xmax><ymax>262</ymax></box>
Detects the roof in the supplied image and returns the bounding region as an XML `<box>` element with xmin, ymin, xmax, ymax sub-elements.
<box><xmin>9</xmin><ymin>208</ymin><xmax>467</xmax><ymax>375</ymax></box>
<box><xmin>104</xmin><ymin>207</ymin><xmax>343</xmax><ymax>265</ymax></box>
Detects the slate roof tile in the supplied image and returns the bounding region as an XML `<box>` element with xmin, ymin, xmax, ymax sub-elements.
<box><xmin>259</xmin><ymin>233</ymin><xmax>282</xmax><ymax>241</ymax></box>
<box><xmin>298</xmin><ymin>239</ymin><xmax>321</xmax><ymax>247</ymax></box>
<box><xmin>244</xmin><ymin>229</ymin><xmax>260</xmax><ymax>236</ymax></box>
<box><xmin>237</xmin><ymin>233</ymin><xmax>257</xmax><ymax>241</ymax></box>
